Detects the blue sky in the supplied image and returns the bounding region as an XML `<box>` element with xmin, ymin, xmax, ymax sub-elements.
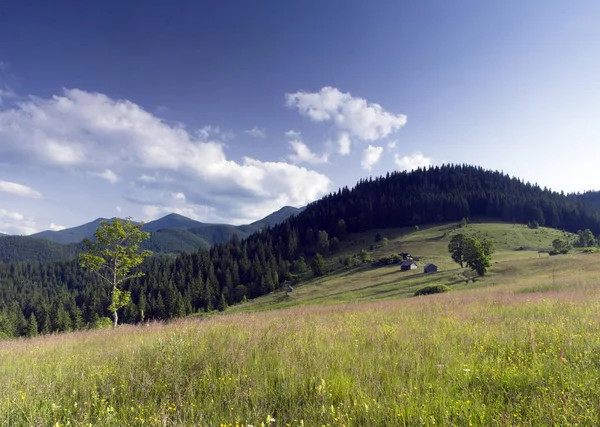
<box><xmin>1</xmin><ymin>1</ymin><xmax>599</xmax><ymax>234</ymax></box>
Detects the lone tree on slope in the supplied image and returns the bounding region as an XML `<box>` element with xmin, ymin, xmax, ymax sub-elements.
<box><xmin>79</xmin><ymin>217</ymin><xmax>152</xmax><ymax>328</ymax></box>
<box><xmin>448</xmin><ymin>233</ymin><xmax>494</xmax><ymax>276</ymax></box>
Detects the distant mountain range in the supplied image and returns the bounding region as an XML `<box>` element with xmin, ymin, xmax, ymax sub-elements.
<box><xmin>0</xmin><ymin>206</ymin><xmax>303</xmax><ymax>263</ymax></box>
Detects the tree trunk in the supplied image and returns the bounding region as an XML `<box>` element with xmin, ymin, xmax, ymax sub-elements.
<box><xmin>113</xmin><ymin>309</ymin><xmax>118</xmax><ymax>329</ymax></box>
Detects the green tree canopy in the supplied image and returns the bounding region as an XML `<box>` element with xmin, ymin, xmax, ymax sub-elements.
<box><xmin>311</xmin><ymin>253</ymin><xmax>326</xmax><ymax>277</ymax></box>
<box><xmin>463</xmin><ymin>237</ymin><xmax>492</xmax><ymax>276</ymax></box>
<box><xmin>79</xmin><ymin>217</ymin><xmax>152</xmax><ymax>328</ymax></box>
<box><xmin>317</xmin><ymin>230</ymin><xmax>330</xmax><ymax>253</ymax></box>
<box><xmin>448</xmin><ymin>233</ymin><xmax>492</xmax><ymax>276</ymax></box>
<box><xmin>448</xmin><ymin>234</ymin><xmax>467</xmax><ymax>267</ymax></box>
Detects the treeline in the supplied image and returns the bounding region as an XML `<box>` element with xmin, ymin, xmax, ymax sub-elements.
<box><xmin>0</xmin><ymin>236</ymin><xmax>82</xmax><ymax>264</ymax></box>
<box><xmin>2</xmin><ymin>164</ymin><xmax>600</xmax><ymax>338</ymax></box>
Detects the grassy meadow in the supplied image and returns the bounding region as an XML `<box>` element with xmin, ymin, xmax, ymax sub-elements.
<box><xmin>3</xmin><ymin>222</ymin><xmax>600</xmax><ymax>426</ymax></box>
<box><xmin>232</xmin><ymin>222</ymin><xmax>577</xmax><ymax>312</ymax></box>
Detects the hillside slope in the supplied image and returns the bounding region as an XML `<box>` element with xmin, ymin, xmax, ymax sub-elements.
<box><xmin>142</xmin><ymin>214</ymin><xmax>204</xmax><ymax>233</ymax></box>
<box><xmin>232</xmin><ymin>222</ymin><xmax>577</xmax><ymax>312</ymax></box>
<box><xmin>241</xmin><ymin>206</ymin><xmax>304</xmax><ymax>232</ymax></box>
<box><xmin>0</xmin><ymin>235</ymin><xmax>82</xmax><ymax>264</ymax></box>
<box><xmin>31</xmin><ymin>218</ymin><xmax>111</xmax><ymax>244</ymax></box>
<box><xmin>2</xmin><ymin>165</ymin><xmax>600</xmax><ymax>336</ymax></box>
<box><xmin>142</xmin><ymin>228</ymin><xmax>211</xmax><ymax>253</ymax></box>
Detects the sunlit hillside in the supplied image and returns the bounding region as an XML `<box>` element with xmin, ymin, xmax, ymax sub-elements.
<box><xmin>231</xmin><ymin>222</ymin><xmax>578</xmax><ymax>312</ymax></box>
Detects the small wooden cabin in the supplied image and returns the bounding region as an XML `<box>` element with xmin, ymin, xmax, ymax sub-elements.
<box><xmin>424</xmin><ymin>263</ymin><xmax>438</xmax><ymax>273</ymax></box>
<box><xmin>400</xmin><ymin>261</ymin><xmax>418</xmax><ymax>271</ymax></box>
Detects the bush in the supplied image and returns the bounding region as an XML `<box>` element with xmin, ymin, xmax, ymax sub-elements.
<box><xmin>94</xmin><ymin>317</ymin><xmax>113</xmax><ymax>329</ymax></box>
<box><xmin>414</xmin><ymin>284</ymin><xmax>451</xmax><ymax>296</ymax></box>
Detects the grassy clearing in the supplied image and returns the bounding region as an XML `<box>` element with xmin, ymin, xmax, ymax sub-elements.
<box><xmin>232</xmin><ymin>222</ymin><xmax>577</xmax><ymax>312</ymax></box>
<box><xmin>3</xmin><ymin>281</ymin><xmax>600</xmax><ymax>426</ymax></box>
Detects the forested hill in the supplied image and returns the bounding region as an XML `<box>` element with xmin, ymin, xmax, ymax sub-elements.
<box><xmin>2</xmin><ymin>164</ymin><xmax>600</xmax><ymax>337</ymax></box>
<box><xmin>287</xmin><ymin>165</ymin><xmax>600</xmax><ymax>236</ymax></box>
<box><xmin>578</xmin><ymin>191</ymin><xmax>600</xmax><ymax>211</ymax></box>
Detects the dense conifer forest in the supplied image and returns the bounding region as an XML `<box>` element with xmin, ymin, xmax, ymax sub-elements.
<box><xmin>2</xmin><ymin>164</ymin><xmax>600</xmax><ymax>338</ymax></box>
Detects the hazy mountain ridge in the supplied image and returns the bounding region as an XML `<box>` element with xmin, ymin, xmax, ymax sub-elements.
<box><xmin>25</xmin><ymin>207</ymin><xmax>303</xmax><ymax>245</ymax></box>
<box><xmin>0</xmin><ymin>206</ymin><xmax>302</xmax><ymax>263</ymax></box>
<box><xmin>31</xmin><ymin>218</ymin><xmax>111</xmax><ymax>244</ymax></box>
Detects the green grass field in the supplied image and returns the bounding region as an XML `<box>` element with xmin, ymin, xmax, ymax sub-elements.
<box><xmin>3</xmin><ymin>222</ymin><xmax>600</xmax><ymax>426</ymax></box>
<box><xmin>232</xmin><ymin>222</ymin><xmax>578</xmax><ymax>312</ymax></box>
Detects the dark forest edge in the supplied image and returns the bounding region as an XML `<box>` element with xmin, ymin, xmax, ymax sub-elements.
<box><xmin>2</xmin><ymin>164</ymin><xmax>600</xmax><ymax>338</ymax></box>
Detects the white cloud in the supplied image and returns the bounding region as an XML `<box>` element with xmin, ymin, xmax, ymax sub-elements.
<box><xmin>361</xmin><ymin>145</ymin><xmax>384</xmax><ymax>171</ymax></box>
<box><xmin>286</xmin><ymin>131</ymin><xmax>328</xmax><ymax>164</ymax></box>
<box><xmin>0</xmin><ymin>88</ymin><xmax>332</xmax><ymax>222</ymax></box>
<box><xmin>49</xmin><ymin>223</ymin><xmax>66</xmax><ymax>231</ymax></box>
<box><xmin>94</xmin><ymin>169</ymin><xmax>119</xmax><ymax>184</ymax></box>
<box><xmin>0</xmin><ymin>209</ymin><xmax>37</xmax><ymax>235</ymax></box>
<box><xmin>0</xmin><ymin>180</ymin><xmax>42</xmax><ymax>198</ymax></box>
<box><xmin>285</xmin><ymin>130</ymin><xmax>301</xmax><ymax>139</ymax></box>
<box><xmin>172</xmin><ymin>192</ymin><xmax>186</xmax><ymax>201</ymax></box>
<box><xmin>337</xmin><ymin>132</ymin><xmax>351</xmax><ymax>155</ymax></box>
<box><xmin>196</xmin><ymin>125</ymin><xmax>221</xmax><ymax>140</ymax></box>
<box><xmin>387</xmin><ymin>140</ymin><xmax>397</xmax><ymax>150</ymax></box>
<box><xmin>244</xmin><ymin>126</ymin><xmax>266</xmax><ymax>138</ymax></box>
<box><xmin>394</xmin><ymin>152</ymin><xmax>433</xmax><ymax>171</ymax></box>
<box><xmin>286</xmin><ymin>86</ymin><xmax>407</xmax><ymax>149</ymax></box>
<box><xmin>138</xmin><ymin>174</ymin><xmax>157</xmax><ymax>182</ymax></box>
<box><xmin>288</xmin><ymin>141</ymin><xmax>329</xmax><ymax>164</ymax></box>
<box><xmin>196</xmin><ymin>125</ymin><xmax>235</xmax><ymax>141</ymax></box>
<box><xmin>116</xmin><ymin>206</ymin><xmax>122</xmax><ymax>213</ymax></box>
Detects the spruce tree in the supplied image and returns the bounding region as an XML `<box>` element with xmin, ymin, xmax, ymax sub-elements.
<box><xmin>27</xmin><ymin>313</ymin><xmax>38</xmax><ymax>338</ymax></box>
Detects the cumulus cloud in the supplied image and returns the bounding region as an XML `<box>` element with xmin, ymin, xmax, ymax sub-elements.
<box><xmin>94</xmin><ymin>169</ymin><xmax>119</xmax><ymax>184</ymax></box>
<box><xmin>337</xmin><ymin>132</ymin><xmax>351</xmax><ymax>155</ymax></box>
<box><xmin>196</xmin><ymin>125</ymin><xmax>235</xmax><ymax>141</ymax></box>
<box><xmin>0</xmin><ymin>180</ymin><xmax>42</xmax><ymax>198</ymax></box>
<box><xmin>0</xmin><ymin>89</ymin><xmax>332</xmax><ymax>222</ymax></box>
<box><xmin>361</xmin><ymin>145</ymin><xmax>384</xmax><ymax>171</ymax></box>
<box><xmin>286</xmin><ymin>86</ymin><xmax>407</xmax><ymax>154</ymax></box>
<box><xmin>244</xmin><ymin>126</ymin><xmax>266</xmax><ymax>138</ymax></box>
<box><xmin>394</xmin><ymin>152</ymin><xmax>433</xmax><ymax>171</ymax></box>
<box><xmin>0</xmin><ymin>209</ymin><xmax>37</xmax><ymax>235</ymax></box>
<box><xmin>387</xmin><ymin>140</ymin><xmax>397</xmax><ymax>150</ymax></box>
<box><xmin>49</xmin><ymin>223</ymin><xmax>66</xmax><ymax>231</ymax></box>
<box><xmin>196</xmin><ymin>125</ymin><xmax>220</xmax><ymax>140</ymax></box>
<box><xmin>286</xmin><ymin>131</ymin><xmax>328</xmax><ymax>164</ymax></box>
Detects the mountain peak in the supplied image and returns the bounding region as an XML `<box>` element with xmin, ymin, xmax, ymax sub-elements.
<box><xmin>142</xmin><ymin>213</ymin><xmax>204</xmax><ymax>233</ymax></box>
<box><xmin>249</xmin><ymin>205</ymin><xmax>304</xmax><ymax>228</ymax></box>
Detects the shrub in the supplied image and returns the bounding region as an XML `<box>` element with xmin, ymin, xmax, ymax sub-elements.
<box><xmin>414</xmin><ymin>284</ymin><xmax>451</xmax><ymax>296</ymax></box>
<box><xmin>94</xmin><ymin>317</ymin><xmax>113</xmax><ymax>329</ymax></box>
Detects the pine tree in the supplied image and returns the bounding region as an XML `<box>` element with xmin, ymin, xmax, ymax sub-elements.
<box><xmin>27</xmin><ymin>313</ymin><xmax>38</xmax><ymax>337</ymax></box>
<box><xmin>217</xmin><ymin>293</ymin><xmax>228</xmax><ymax>312</ymax></box>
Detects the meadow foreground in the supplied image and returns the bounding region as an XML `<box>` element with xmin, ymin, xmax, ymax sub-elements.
<box><xmin>2</xmin><ymin>282</ymin><xmax>600</xmax><ymax>426</ymax></box>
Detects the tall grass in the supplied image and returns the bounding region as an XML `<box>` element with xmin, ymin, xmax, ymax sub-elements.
<box><xmin>2</xmin><ymin>286</ymin><xmax>600</xmax><ymax>426</ymax></box>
